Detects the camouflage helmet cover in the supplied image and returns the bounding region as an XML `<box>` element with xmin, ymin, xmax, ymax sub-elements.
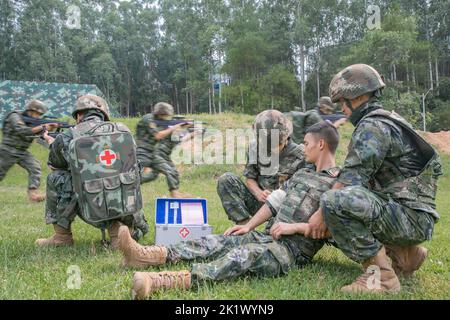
<box><xmin>72</xmin><ymin>94</ymin><xmax>110</xmax><ymax>121</ymax></box>
<box><xmin>25</xmin><ymin>100</ymin><xmax>47</xmax><ymax>114</ymax></box>
<box><xmin>153</xmin><ymin>102</ymin><xmax>174</xmax><ymax>116</ymax></box>
<box><xmin>253</xmin><ymin>109</ymin><xmax>293</xmax><ymax>145</ymax></box>
<box><xmin>329</xmin><ymin>64</ymin><xmax>386</xmax><ymax>103</ymax></box>
<box><xmin>318</xmin><ymin>96</ymin><xmax>334</xmax><ymax>114</ymax></box>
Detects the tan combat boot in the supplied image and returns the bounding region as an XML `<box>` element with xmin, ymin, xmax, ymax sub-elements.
<box><xmin>341</xmin><ymin>246</ymin><xmax>401</xmax><ymax>294</ymax></box>
<box><xmin>132</xmin><ymin>270</ymin><xmax>191</xmax><ymax>300</ymax></box>
<box><xmin>28</xmin><ymin>189</ymin><xmax>45</xmax><ymax>202</ymax></box>
<box><xmin>35</xmin><ymin>224</ymin><xmax>74</xmax><ymax>247</ymax></box>
<box><xmin>385</xmin><ymin>244</ymin><xmax>428</xmax><ymax>277</ymax></box>
<box><xmin>118</xmin><ymin>225</ymin><xmax>167</xmax><ymax>268</ymax></box>
<box><xmin>108</xmin><ymin>221</ymin><xmax>125</xmax><ymax>250</ymax></box>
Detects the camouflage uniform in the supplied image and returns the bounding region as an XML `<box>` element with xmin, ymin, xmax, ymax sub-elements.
<box><xmin>166</xmin><ymin>167</ymin><xmax>338</xmax><ymax>282</ymax></box>
<box><xmin>45</xmin><ymin>111</ymin><xmax>149</xmax><ymax>240</ymax></box>
<box><xmin>218</xmin><ymin>110</ymin><xmax>306</xmax><ymax>229</ymax></box>
<box><xmin>321</xmin><ymin>99</ymin><xmax>441</xmax><ymax>263</ymax></box>
<box><xmin>285</xmin><ymin>110</ymin><xmax>323</xmax><ymax>145</ymax></box>
<box><xmin>0</xmin><ymin>111</ymin><xmax>41</xmax><ymax>189</ymax></box>
<box><xmin>217</xmin><ymin>140</ymin><xmax>306</xmax><ymax>226</ymax></box>
<box><xmin>135</xmin><ymin>113</ymin><xmax>180</xmax><ymax>190</ymax></box>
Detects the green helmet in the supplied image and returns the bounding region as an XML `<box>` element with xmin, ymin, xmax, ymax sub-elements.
<box><xmin>253</xmin><ymin>109</ymin><xmax>293</xmax><ymax>146</ymax></box>
<box><xmin>329</xmin><ymin>64</ymin><xmax>386</xmax><ymax>103</ymax></box>
<box><xmin>25</xmin><ymin>100</ymin><xmax>47</xmax><ymax>114</ymax></box>
<box><xmin>318</xmin><ymin>96</ymin><xmax>334</xmax><ymax>115</ymax></box>
<box><xmin>72</xmin><ymin>94</ymin><xmax>110</xmax><ymax>121</ymax></box>
<box><xmin>153</xmin><ymin>102</ymin><xmax>174</xmax><ymax>116</ymax></box>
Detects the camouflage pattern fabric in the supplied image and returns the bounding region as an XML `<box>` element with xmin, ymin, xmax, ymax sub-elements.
<box><xmin>285</xmin><ymin>110</ymin><xmax>323</xmax><ymax>145</ymax></box>
<box><xmin>217</xmin><ymin>139</ymin><xmax>306</xmax><ymax>226</ymax></box>
<box><xmin>136</xmin><ymin>113</ymin><xmax>181</xmax><ymax>190</ymax></box>
<box><xmin>0</xmin><ymin>80</ymin><xmax>116</xmax><ymax>124</ymax></box>
<box><xmin>322</xmin><ymin>186</ymin><xmax>435</xmax><ymax>263</ymax></box>
<box><xmin>45</xmin><ymin>115</ymin><xmax>148</xmax><ymax>240</ymax></box>
<box><xmin>164</xmin><ymin>167</ymin><xmax>339</xmax><ymax>282</ymax></box>
<box><xmin>321</xmin><ymin>99</ymin><xmax>441</xmax><ymax>263</ymax></box>
<box><xmin>273</xmin><ymin>167</ymin><xmax>340</xmax><ymax>265</ymax></box>
<box><xmin>167</xmin><ymin>232</ymin><xmax>295</xmax><ymax>282</ymax></box>
<box><xmin>0</xmin><ymin>111</ymin><xmax>41</xmax><ymax>189</ymax></box>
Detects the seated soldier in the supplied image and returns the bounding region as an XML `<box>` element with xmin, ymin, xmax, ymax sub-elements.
<box><xmin>217</xmin><ymin>110</ymin><xmax>306</xmax><ymax>232</ymax></box>
<box><xmin>116</xmin><ymin>121</ymin><xmax>340</xmax><ymax>299</ymax></box>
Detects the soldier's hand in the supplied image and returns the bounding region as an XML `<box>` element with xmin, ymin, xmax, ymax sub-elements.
<box><xmin>305</xmin><ymin>208</ymin><xmax>328</xmax><ymax>239</ymax></box>
<box><xmin>270</xmin><ymin>222</ymin><xmax>298</xmax><ymax>240</ymax></box>
<box><xmin>224</xmin><ymin>225</ymin><xmax>251</xmax><ymax>236</ymax></box>
<box><xmin>43</xmin><ymin>123</ymin><xmax>59</xmax><ymax>131</ymax></box>
<box><xmin>256</xmin><ymin>190</ymin><xmax>272</xmax><ymax>202</ymax></box>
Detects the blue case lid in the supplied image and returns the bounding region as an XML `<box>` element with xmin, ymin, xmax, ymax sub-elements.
<box><xmin>155</xmin><ymin>198</ymin><xmax>208</xmax><ymax>225</ymax></box>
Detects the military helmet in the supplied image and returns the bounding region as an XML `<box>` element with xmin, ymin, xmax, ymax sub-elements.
<box><xmin>25</xmin><ymin>100</ymin><xmax>47</xmax><ymax>114</ymax></box>
<box><xmin>153</xmin><ymin>102</ymin><xmax>174</xmax><ymax>116</ymax></box>
<box><xmin>329</xmin><ymin>64</ymin><xmax>386</xmax><ymax>103</ymax></box>
<box><xmin>253</xmin><ymin>109</ymin><xmax>293</xmax><ymax>145</ymax></box>
<box><xmin>72</xmin><ymin>94</ymin><xmax>110</xmax><ymax>121</ymax></box>
<box><xmin>318</xmin><ymin>96</ymin><xmax>334</xmax><ymax>114</ymax></box>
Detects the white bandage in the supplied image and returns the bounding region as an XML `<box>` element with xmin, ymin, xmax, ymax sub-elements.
<box><xmin>266</xmin><ymin>189</ymin><xmax>287</xmax><ymax>212</ymax></box>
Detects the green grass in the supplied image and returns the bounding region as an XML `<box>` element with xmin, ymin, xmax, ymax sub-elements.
<box><xmin>0</xmin><ymin>113</ymin><xmax>448</xmax><ymax>300</ymax></box>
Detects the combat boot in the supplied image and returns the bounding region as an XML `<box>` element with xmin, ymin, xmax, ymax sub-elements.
<box><xmin>385</xmin><ymin>244</ymin><xmax>428</xmax><ymax>277</ymax></box>
<box><xmin>35</xmin><ymin>224</ymin><xmax>74</xmax><ymax>247</ymax></box>
<box><xmin>28</xmin><ymin>188</ymin><xmax>45</xmax><ymax>202</ymax></box>
<box><xmin>118</xmin><ymin>225</ymin><xmax>167</xmax><ymax>268</ymax></box>
<box><xmin>108</xmin><ymin>221</ymin><xmax>125</xmax><ymax>250</ymax></box>
<box><xmin>132</xmin><ymin>270</ymin><xmax>191</xmax><ymax>300</ymax></box>
<box><xmin>341</xmin><ymin>246</ymin><xmax>401</xmax><ymax>294</ymax></box>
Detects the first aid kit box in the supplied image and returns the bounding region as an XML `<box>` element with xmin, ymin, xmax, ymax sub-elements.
<box><xmin>154</xmin><ymin>198</ymin><xmax>213</xmax><ymax>246</ymax></box>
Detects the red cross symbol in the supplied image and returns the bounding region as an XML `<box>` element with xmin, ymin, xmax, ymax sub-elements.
<box><xmin>179</xmin><ymin>227</ymin><xmax>190</xmax><ymax>238</ymax></box>
<box><xmin>99</xmin><ymin>149</ymin><xmax>117</xmax><ymax>166</ymax></box>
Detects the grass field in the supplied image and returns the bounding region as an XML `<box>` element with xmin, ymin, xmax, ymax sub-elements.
<box><xmin>0</xmin><ymin>113</ymin><xmax>448</xmax><ymax>300</ymax></box>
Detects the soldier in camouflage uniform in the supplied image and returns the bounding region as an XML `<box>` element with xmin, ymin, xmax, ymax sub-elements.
<box><xmin>217</xmin><ymin>110</ymin><xmax>306</xmax><ymax>231</ymax></box>
<box><xmin>35</xmin><ymin>94</ymin><xmax>149</xmax><ymax>248</ymax></box>
<box><xmin>306</xmin><ymin>64</ymin><xmax>442</xmax><ymax>294</ymax></box>
<box><xmin>115</xmin><ymin>121</ymin><xmax>341</xmax><ymax>299</ymax></box>
<box><xmin>136</xmin><ymin>102</ymin><xmax>193</xmax><ymax>198</ymax></box>
<box><xmin>0</xmin><ymin>100</ymin><xmax>58</xmax><ymax>202</ymax></box>
<box><xmin>285</xmin><ymin>107</ymin><xmax>323</xmax><ymax>145</ymax></box>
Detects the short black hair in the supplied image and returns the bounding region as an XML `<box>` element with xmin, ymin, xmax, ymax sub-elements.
<box><xmin>305</xmin><ymin>121</ymin><xmax>340</xmax><ymax>154</ymax></box>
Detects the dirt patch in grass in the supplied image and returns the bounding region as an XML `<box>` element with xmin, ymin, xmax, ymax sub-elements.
<box><xmin>419</xmin><ymin>131</ymin><xmax>450</xmax><ymax>155</ymax></box>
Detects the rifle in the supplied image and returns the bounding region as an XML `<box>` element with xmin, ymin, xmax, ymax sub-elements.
<box><xmin>22</xmin><ymin>115</ymin><xmax>74</xmax><ymax>148</ymax></box>
<box><xmin>320</xmin><ymin>113</ymin><xmax>347</xmax><ymax>123</ymax></box>
<box><xmin>153</xmin><ymin>116</ymin><xmax>207</xmax><ymax>134</ymax></box>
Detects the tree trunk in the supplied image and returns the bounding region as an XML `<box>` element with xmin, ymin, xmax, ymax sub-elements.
<box><xmin>435</xmin><ymin>57</ymin><xmax>439</xmax><ymax>94</ymax></box>
<box><xmin>218</xmin><ymin>78</ymin><xmax>222</xmax><ymax>113</ymax></box>
<box><xmin>316</xmin><ymin>47</ymin><xmax>320</xmax><ymax>100</ymax></box>
<box><xmin>271</xmin><ymin>84</ymin><xmax>274</xmax><ymax>109</ymax></box>
<box><xmin>300</xmin><ymin>44</ymin><xmax>306</xmax><ymax>112</ymax></box>
<box><xmin>208</xmin><ymin>85</ymin><xmax>212</xmax><ymax>114</ymax></box>
<box><xmin>212</xmin><ymin>77</ymin><xmax>216</xmax><ymax>114</ymax></box>
<box><xmin>412</xmin><ymin>60</ymin><xmax>416</xmax><ymax>88</ymax></box>
<box><xmin>174</xmin><ymin>83</ymin><xmax>180</xmax><ymax>114</ymax></box>
<box><xmin>406</xmin><ymin>63</ymin><xmax>410</xmax><ymax>93</ymax></box>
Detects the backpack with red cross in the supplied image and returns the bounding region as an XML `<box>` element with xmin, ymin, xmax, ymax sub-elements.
<box><xmin>68</xmin><ymin>120</ymin><xmax>143</xmax><ymax>226</ymax></box>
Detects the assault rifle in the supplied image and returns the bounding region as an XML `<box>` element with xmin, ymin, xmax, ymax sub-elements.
<box><xmin>153</xmin><ymin>116</ymin><xmax>207</xmax><ymax>137</ymax></box>
<box><xmin>22</xmin><ymin>115</ymin><xmax>74</xmax><ymax>148</ymax></box>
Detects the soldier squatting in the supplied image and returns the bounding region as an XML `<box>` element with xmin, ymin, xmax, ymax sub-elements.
<box><xmin>0</xmin><ymin>64</ymin><xmax>442</xmax><ymax>298</ymax></box>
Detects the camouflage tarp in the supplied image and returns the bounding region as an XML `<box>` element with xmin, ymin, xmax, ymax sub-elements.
<box><xmin>0</xmin><ymin>80</ymin><xmax>116</xmax><ymax>126</ymax></box>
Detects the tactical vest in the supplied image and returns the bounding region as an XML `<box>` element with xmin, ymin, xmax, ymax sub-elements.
<box><xmin>136</xmin><ymin>113</ymin><xmax>157</xmax><ymax>152</ymax></box>
<box><xmin>275</xmin><ymin>167</ymin><xmax>339</xmax><ymax>264</ymax></box>
<box><xmin>359</xmin><ymin>109</ymin><xmax>442</xmax><ymax>220</ymax></box>
<box><xmin>68</xmin><ymin>120</ymin><xmax>143</xmax><ymax>224</ymax></box>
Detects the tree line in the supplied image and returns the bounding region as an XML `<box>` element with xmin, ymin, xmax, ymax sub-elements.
<box><xmin>0</xmin><ymin>0</ymin><xmax>449</xmax><ymax>130</ymax></box>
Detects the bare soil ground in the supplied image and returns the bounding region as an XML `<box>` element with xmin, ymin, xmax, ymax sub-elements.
<box><xmin>419</xmin><ymin>131</ymin><xmax>450</xmax><ymax>155</ymax></box>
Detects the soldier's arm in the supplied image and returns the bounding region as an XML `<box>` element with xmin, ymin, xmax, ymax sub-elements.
<box><xmin>337</xmin><ymin>120</ymin><xmax>391</xmax><ymax>187</ymax></box>
<box><xmin>224</xmin><ymin>204</ymin><xmax>273</xmax><ymax>236</ymax></box>
<box><xmin>9</xmin><ymin>113</ymin><xmax>43</xmax><ymax>136</ymax></box>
